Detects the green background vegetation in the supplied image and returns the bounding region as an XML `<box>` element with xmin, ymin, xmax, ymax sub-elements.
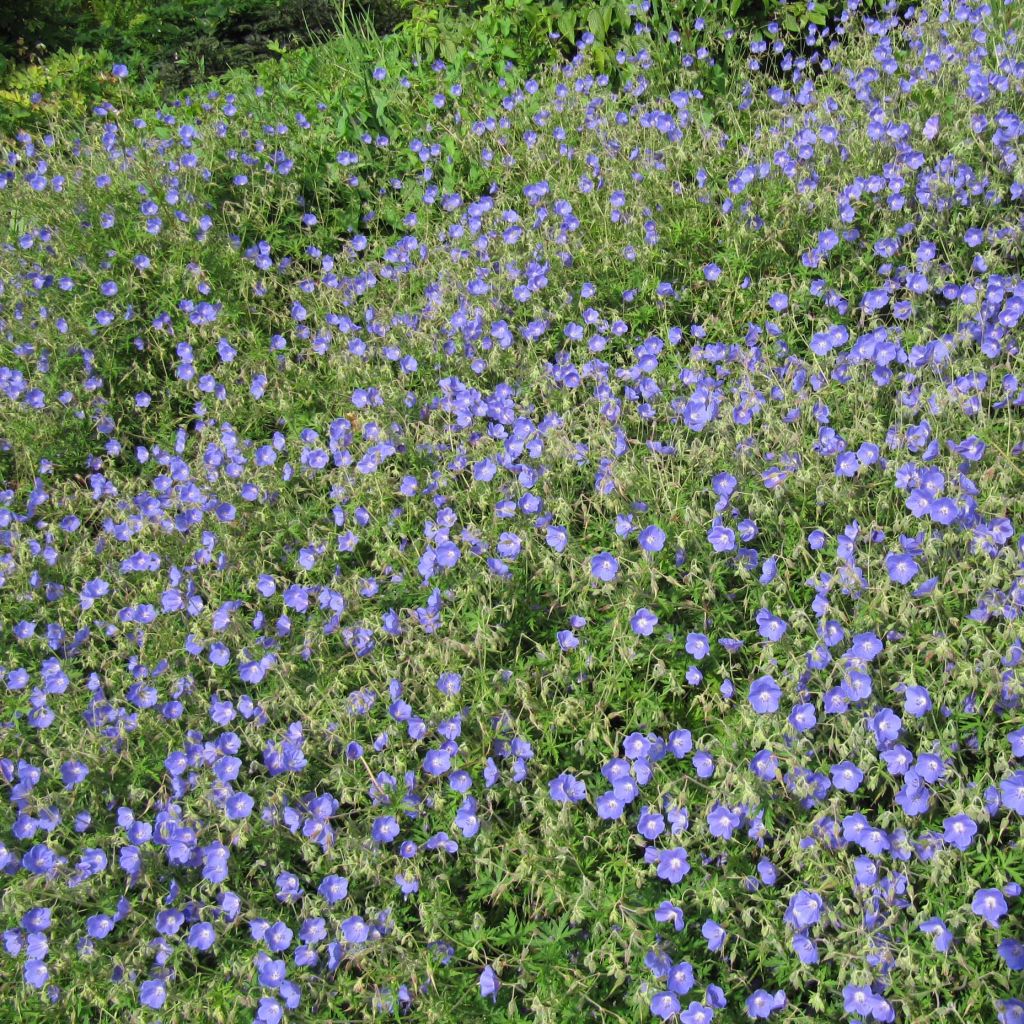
<box><xmin>0</xmin><ymin>0</ymin><xmax>881</xmax><ymax>139</ymax></box>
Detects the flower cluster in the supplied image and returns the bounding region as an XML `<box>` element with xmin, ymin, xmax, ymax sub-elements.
<box><xmin>1</xmin><ymin>0</ymin><xmax>1023</xmax><ymax>1021</ymax></box>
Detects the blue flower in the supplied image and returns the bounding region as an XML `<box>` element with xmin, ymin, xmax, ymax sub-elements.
<box><xmin>596</xmin><ymin>791</ymin><xmax>624</xmax><ymax>820</ymax></box>
<box><xmin>748</xmin><ymin>675</ymin><xmax>782</xmax><ymax>714</ymax></box>
<box><xmin>707</xmin><ymin>518</ymin><xmax>736</xmax><ymax>551</ymax></box>
<box><xmin>454</xmin><ymin>796</ymin><xmax>479</xmax><ymax>837</ymax></box>
<box><xmin>256</xmin><ymin>997</ymin><xmax>283</xmax><ymax>1024</ymax></box>
<box><xmin>372</xmin><ymin>815</ymin><xmax>400</xmax><ymax>843</ymax></box>
<box><xmin>885</xmin><ymin>552</ymin><xmax>920</xmax><ymax>584</ymax></box>
<box><xmin>842</xmin><ymin>985</ymin><xmax>887</xmax><ymax>1019</ymax></box>
<box><xmin>225</xmin><ymin>791</ymin><xmax>254</xmax><ymax>820</ymax></box>
<box><xmin>548</xmin><ymin>773</ymin><xmax>587</xmax><ymax>803</ymax></box>
<box><xmin>556</xmin><ymin>629</ymin><xmax>579</xmax><ymax>651</ymax></box>
<box><xmin>656</xmin><ymin>847</ymin><xmax>690</xmax><ymax>884</ymax></box>
<box><xmin>971</xmin><ymin>887</ymin><xmax>1008</xmax><ymax>926</ymax></box>
<box><xmin>792</xmin><ymin>932</ymin><xmax>818</xmax><ymax>964</ymax></box>
<box><xmin>479</xmin><ymin>965</ymin><xmax>499</xmax><ymax>1001</ymax></box>
<box><xmin>667</xmin><ymin>960</ymin><xmax>694</xmax><ymax>995</ymax></box>
<box><xmin>637</xmin><ymin>806</ymin><xmax>666</xmax><ymax>840</ymax></box>
<box><xmin>1000</xmin><ymin>770</ymin><xmax>1024</xmax><ymax>812</ymax></box>
<box><xmin>638</xmin><ymin>524</ymin><xmax>666</xmax><ymax>552</ymax></box>
<box><xmin>755</xmin><ymin>608</ymin><xmax>788</xmax><ymax>642</ymax></box>
<box><xmin>188</xmin><ymin>922</ymin><xmax>216</xmax><ymax>951</ymax></box>
<box><xmin>745</xmin><ymin>989</ymin><xmax>776</xmax><ymax>1019</ymax></box>
<box><xmin>590</xmin><ymin>551</ymin><xmax>620</xmax><ymax>581</ymax></box>
<box><xmin>24</xmin><ymin>960</ymin><xmax>49</xmax><ymax>989</ymax></box>
<box><xmin>784</xmin><ymin>890</ymin><xmax>824</xmax><ymax>929</ymax></box>
<box><xmin>654</xmin><ymin>901</ymin><xmax>685</xmax><ymax>931</ymax></box>
<box><xmin>630</xmin><ymin>607</ymin><xmax>658</xmax><ymax>636</ymax></box>
<box><xmin>423</xmin><ymin>748</ymin><xmax>452</xmax><ymax>775</ymax></box>
<box><xmin>830</xmin><ymin>760</ymin><xmax>863</xmax><ymax>793</ymax></box>
<box><xmin>668</xmin><ymin>729</ymin><xmax>693</xmax><ymax>757</ymax></box>
<box><xmin>651</xmin><ymin>992</ymin><xmax>681</xmax><ymax>1020</ymax></box>
<box><xmin>139</xmin><ymin>979</ymin><xmax>167</xmax><ymax>1009</ymax></box>
<box><xmin>702</xmin><ymin>919</ymin><xmax>725</xmax><ymax>951</ymax></box>
<box><xmin>685</xmin><ymin>632</ymin><xmax>710</xmax><ymax>659</ymax></box>
<box><xmin>919</xmin><ymin>917</ymin><xmax>954</xmax><ymax>953</ymax></box>
<box><xmin>999</xmin><ymin>938</ymin><xmax>1024</xmax><ymax>971</ymax></box>
<box><xmin>318</xmin><ymin>874</ymin><xmax>349</xmax><ymax>905</ymax></box>
<box><xmin>942</xmin><ymin>814</ymin><xmax>977</xmax><ymax>851</ymax></box>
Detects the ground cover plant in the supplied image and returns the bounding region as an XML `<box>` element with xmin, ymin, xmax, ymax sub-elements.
<box><xmin>1</xmin><ymin>0</ymin><xmax>1024</xmax><ymax>1021</ymax></box>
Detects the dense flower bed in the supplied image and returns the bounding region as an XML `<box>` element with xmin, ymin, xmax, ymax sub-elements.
<box><xmin>1</xmin><ymin>1</ymin><xmax>1023</xmax><ymax>1021</ymax></box>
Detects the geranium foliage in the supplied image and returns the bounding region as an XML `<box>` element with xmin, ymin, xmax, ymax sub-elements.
<box><xmin>1</xmin><ymin>1</ymin><xmax>1023</xmax><ymax>1022</ymax></box>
